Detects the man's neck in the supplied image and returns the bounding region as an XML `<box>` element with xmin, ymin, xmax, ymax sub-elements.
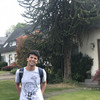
<box><xmin>26</xmin><ymin>65</ymin><xmax>36</xmax><ymax>71</ymax></box>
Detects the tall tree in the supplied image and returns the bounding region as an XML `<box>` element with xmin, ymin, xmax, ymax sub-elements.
<box><xmin>16</xmin><ymin>31</ymin><xmax>43</xmax><ymax>67</ymax></box>
<box><xmin>18</xmin><ymin>0</ymin><xmax>100</xmax><ymax>81</ymax></box>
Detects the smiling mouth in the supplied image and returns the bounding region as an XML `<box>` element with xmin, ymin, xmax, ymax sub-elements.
<box><xmin>30</xmin><ymin>62</ymin><xmax>34</xmax><ymax>64</ymax></box>
<box><xmin>30</xmin><ymin>61</ymin><xmax>36</xmax><ymax>64</ymax></box>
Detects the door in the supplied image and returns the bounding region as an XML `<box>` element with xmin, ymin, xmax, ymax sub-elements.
<box><xmin>98</xmin><ymin>40</ymin><xmax>100</xmax><ymax>66</ymax></box>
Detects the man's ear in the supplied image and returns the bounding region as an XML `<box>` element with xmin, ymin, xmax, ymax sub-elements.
<box><xmin>27</xmin><ymin>58</ymin><xmax>29</xmax><ymax>62</ymax></box>
<box><xmin>36</xmin><ymin>59</ymin><xmax>38</xmax><ymax>63</ymax></box>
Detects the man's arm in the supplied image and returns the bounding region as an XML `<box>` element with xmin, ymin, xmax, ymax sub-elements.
<box><xmin>16</xmin><ymin>83</ymin><xmax>21</xmax><ymax>96</ymax></box>
<box><xmin>41</xmin><ymin>81</ymin><xmax>47</xmax><ymax>95</ymax></box>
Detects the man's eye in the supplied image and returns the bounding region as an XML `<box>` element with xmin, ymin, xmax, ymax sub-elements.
<box><xmin>34</xmin><ymin>58</ymin><xmax>37</xmax><ymax>60</ymax></box>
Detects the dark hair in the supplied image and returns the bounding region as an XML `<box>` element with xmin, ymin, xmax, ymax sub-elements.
<box><xmin>27</xmin><ymin>50</ymin><xmax>40</xmax><ymax>59</ymax></box>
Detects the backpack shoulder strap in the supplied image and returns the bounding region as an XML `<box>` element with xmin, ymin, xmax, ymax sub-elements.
<box><xmin>19</xmin><ymin>67</ymin><xmax>24</xmax><ymax>83</ymax></box>
<box><xmin>38</xmin><ymin>67</ymin><xmax>43</xmax><ymax>83</ymax></box>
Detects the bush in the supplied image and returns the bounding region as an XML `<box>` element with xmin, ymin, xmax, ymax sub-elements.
<box><xmin>71</xmin><ymin>52</ymin><xmax>93</xmax><ymax>82</ymax></box>
<box><xmin>93</xmin><ymin>67</ymin><xmax>100</xmax><ymax>85</ymax></box>
<box><xmin>10</xmin><ymin>68</ymin><xmax>17</xmax><ymax>74</ymax></box>
<box><xmin>47</xmin><ymin>68</ymin><xmax>62</xmax><ymax>83</ymax></box>
<box><xmin>3</xmin><ymin>63</ymin><xmax>16</xmax><ymax>71</ymax></box>
<box><xmin>0</xmin><ymin>62</ymin><xmax>7</xmax><ymax>70</ymax></box>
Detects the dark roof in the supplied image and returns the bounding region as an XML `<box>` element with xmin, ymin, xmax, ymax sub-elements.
<box><xmin>0</xmin><ymin>37</ymin><xmax>8</xmax><ymax>53</ymax></box>
<box><xmin>1</xmin><ymin>25</ymin><xmax>32</xmax><ymax>53</ymax></box>
<box><xmin>0</xmin><ymin>37</ymin><xmax>8</xmax><ymax>45</ymax></box>
<box><xmin>6</xmin><ymin>25</ymin><xmax>32</xmax><ymax>42</ymax></box>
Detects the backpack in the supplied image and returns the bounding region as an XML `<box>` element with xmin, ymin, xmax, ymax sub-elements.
<box><xmin>19</xmin><ymin>67</ymin><xmax>43</xmax><ymax>83</ymax></box>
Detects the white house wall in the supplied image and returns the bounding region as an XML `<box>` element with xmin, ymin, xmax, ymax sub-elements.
<box><xmin>1</xmin><ymin>51</ymin><xmax>16</xmax><ymax>65</ymax></box>
<box><xmin>79</xmin><ymin>29</ymin><xmax>100</xmax><ymax>76</ymax></box>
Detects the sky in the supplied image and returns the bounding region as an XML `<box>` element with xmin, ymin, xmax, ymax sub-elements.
<box><xmin>0</xmin><ymin>0</ymin><xmax>25</xmax><ymax>37</ymax></box>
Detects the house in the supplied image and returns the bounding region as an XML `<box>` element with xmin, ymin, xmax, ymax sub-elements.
<box><xmin>0</xmin><ymin>36</ymin><xmax>8</xmax><ymax>53</ymax></box>
<box><xmin>0</xmin><ymin>25</ymin><xmax>32</xmax><ymax>65</ymax></box>
<box><xmin>79</xmin><ymin>24</ymin><xmax>100</xmax><ymax>77</ymax></box>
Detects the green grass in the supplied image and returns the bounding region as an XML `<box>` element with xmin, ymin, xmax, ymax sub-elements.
<box><xmin>0</xmin><ymin>80</ymin><xmax>19</xmax><ymax>100</ymax></box>
<box><xmin>45</xmin><ymin>88</ymin><xmax>68</xmax><ymax>94</ymax></box>
<box><xmin>0</xmin><ymin>71</ymin><xmax>7</xmax><ymax>74</ymax></box>
<box><xmin>46</xmin><ymin>90</ymin><xmax>100</xmax><ymax>100</ymax></box>
<box><xmin>0</xmin><ymin>80</ymin><xmax>100</xmax><ymax>100</ymax></box>
<box><xmin>45</xmin><ymin>83</ymin><xmax>77</xmax><ymax>94</ymax></box>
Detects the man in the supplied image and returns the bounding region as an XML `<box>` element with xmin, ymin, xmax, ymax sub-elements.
<box><xmin>15</xmin><ymin>50</ymin><xmax>47</xmax><ymax>100</ymax></box>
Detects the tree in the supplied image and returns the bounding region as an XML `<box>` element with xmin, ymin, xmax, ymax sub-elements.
<box><xmin>18</xmin><ymin>0</ymin><xmax>100</xmax><ymax>81</ymax></box>
<box><xmin>16</xmin><ymin>31</ymin><xmax>43</xmax><ymax>67</ymax></box>
<box><xmin>16</xmin><ymin>35</ymin><xmax>28</xmax><ymax>67</ymax></box>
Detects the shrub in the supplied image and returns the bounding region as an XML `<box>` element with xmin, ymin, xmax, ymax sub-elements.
<box><xmin>47</xmin><ymin>68</ymin><xmax>62</xmax><ymax>83</ymax></box>
<box><xmin>3</xmin><ymin>63</ymin><xmax>16</xmax><ymax>71</ymax></box>
<box><xmin>71</xmin><ymin>52</ymin><xmax>93</xmax><ymax>82</ymax></box>
<box><xmin>10</xmin><ymin>68</ymin><xmax>17</xmax><ymax>74</ymax></box>
<box><xmin>93</xmin><ymin>67</ymin><xmax>100</xmax><ymax>85</ymax></box>
<box><xmin>0</xmin><ymin>62</ymin><xmax>7</xmax><ymax>70</ymax></box>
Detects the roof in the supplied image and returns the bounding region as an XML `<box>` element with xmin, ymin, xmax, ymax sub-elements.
<box><xmin>6</xmin><ymin>25</ymin><xmax>32</xmax><ymax>42</ymax></box>
<box><xmin>0</xmin><ymin>37</ymin><xmax>8</xmax><ymax>45</ymax></box>
<box><xmin>0</xmin><ymin>37</ymin><xmax>8</xmax><ymax>53</ymax></box>
<box><xmin>1</xmin><ymin>25</ymin><xmax>32</xmax><ymax>53</ymax></box>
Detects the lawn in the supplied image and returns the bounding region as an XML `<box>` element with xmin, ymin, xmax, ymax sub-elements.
<box><xmin>0</xmin><ymin>80</ymin><xmax>100</xmax><ymax>100</ymax></box>
<box><xmin>0</xmin><ymin>80</ymin><xmax>19</xmax><ymax>100</ymax></box>
<box><xmin>45</xmin><ymin>83</ymin><xmax>77</xmax><ymax>94</ymax></box>
<box><xmin>46</xmin><ymin>90</ymin><xmax>100</xmax><ymax>100</ymax></box>
<box><xmin>0</xmin><ymin>71</ymin><xmax>7</xmax><ymax>74</ymax></box>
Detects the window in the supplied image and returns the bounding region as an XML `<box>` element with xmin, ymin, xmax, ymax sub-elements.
<box><xmin>1</xmin><ymin>56</ymin><xmax>5</xmax><ymax>62</ymax></box>
<box><xmin>9</xmin><ymin>41</ymin><xmax>16</xmax><ymax>47</ymax></box>
<box><xmin>9</xmin><ymin>54</ymin><xmax>13</xmax><ymax>65</ymax></box>
<box><xmin>14</xmin><ymin>54</ymin><xmax>17</xmax><ymax>61</ymax></box>
<box><xmin>3</xmin><ymin>42</ymin><xmax>8</xmax><ymax>48</ymax></box>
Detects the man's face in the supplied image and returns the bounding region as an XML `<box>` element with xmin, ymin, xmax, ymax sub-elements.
<box><xmin>27</xmin><ymin>54</ymin><xmax>38</xmax><ymax>67</ymax></box>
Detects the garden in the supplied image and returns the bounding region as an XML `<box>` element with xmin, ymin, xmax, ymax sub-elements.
<box><xmin>1</xmin><ymin>1</ymin><xmax>100</xmax><ymax>99</ymax></box>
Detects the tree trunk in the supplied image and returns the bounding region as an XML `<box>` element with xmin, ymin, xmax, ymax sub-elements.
<box><xmin>63</xmin><ymin>40</ymin><xmax>72</xmax><ymax>82</ymax></box>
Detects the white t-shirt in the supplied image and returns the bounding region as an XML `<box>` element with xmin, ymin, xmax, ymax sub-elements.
<box><xmin>15</xmin><ymin>66</ymin><xmax>46</xmax><ymax>100</ymax></box>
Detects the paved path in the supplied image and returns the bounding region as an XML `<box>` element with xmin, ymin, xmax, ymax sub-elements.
<box><xmin>0</xmin><ymin>72</ymin><xmax>15</xmax><ymax>80</ymax></box>
<box><xmin>44</xmin><ymin>88</ymin><xmax>82</xmax><ymax>99</ymax></box>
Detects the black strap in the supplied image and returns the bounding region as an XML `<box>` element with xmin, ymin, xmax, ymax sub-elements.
<box><xmin>38</xmin><ymin>67</ymin><xmax>43</xmax><ymax>83</ymax></box>
<box><xmin>19</xmin><ymin>67</ymin><xmax>24</xmax><ymax>83</ymax></box>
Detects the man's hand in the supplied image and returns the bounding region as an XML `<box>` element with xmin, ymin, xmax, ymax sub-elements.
<box><xmin>41</xmin><ymin>81</ymin><xmax>47</xmax><ymax>95</ymax></box>
<box><xmin>16</xmin><ymin>83</ymin><xmax>21</xmax><ymax>95</ymax></box>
